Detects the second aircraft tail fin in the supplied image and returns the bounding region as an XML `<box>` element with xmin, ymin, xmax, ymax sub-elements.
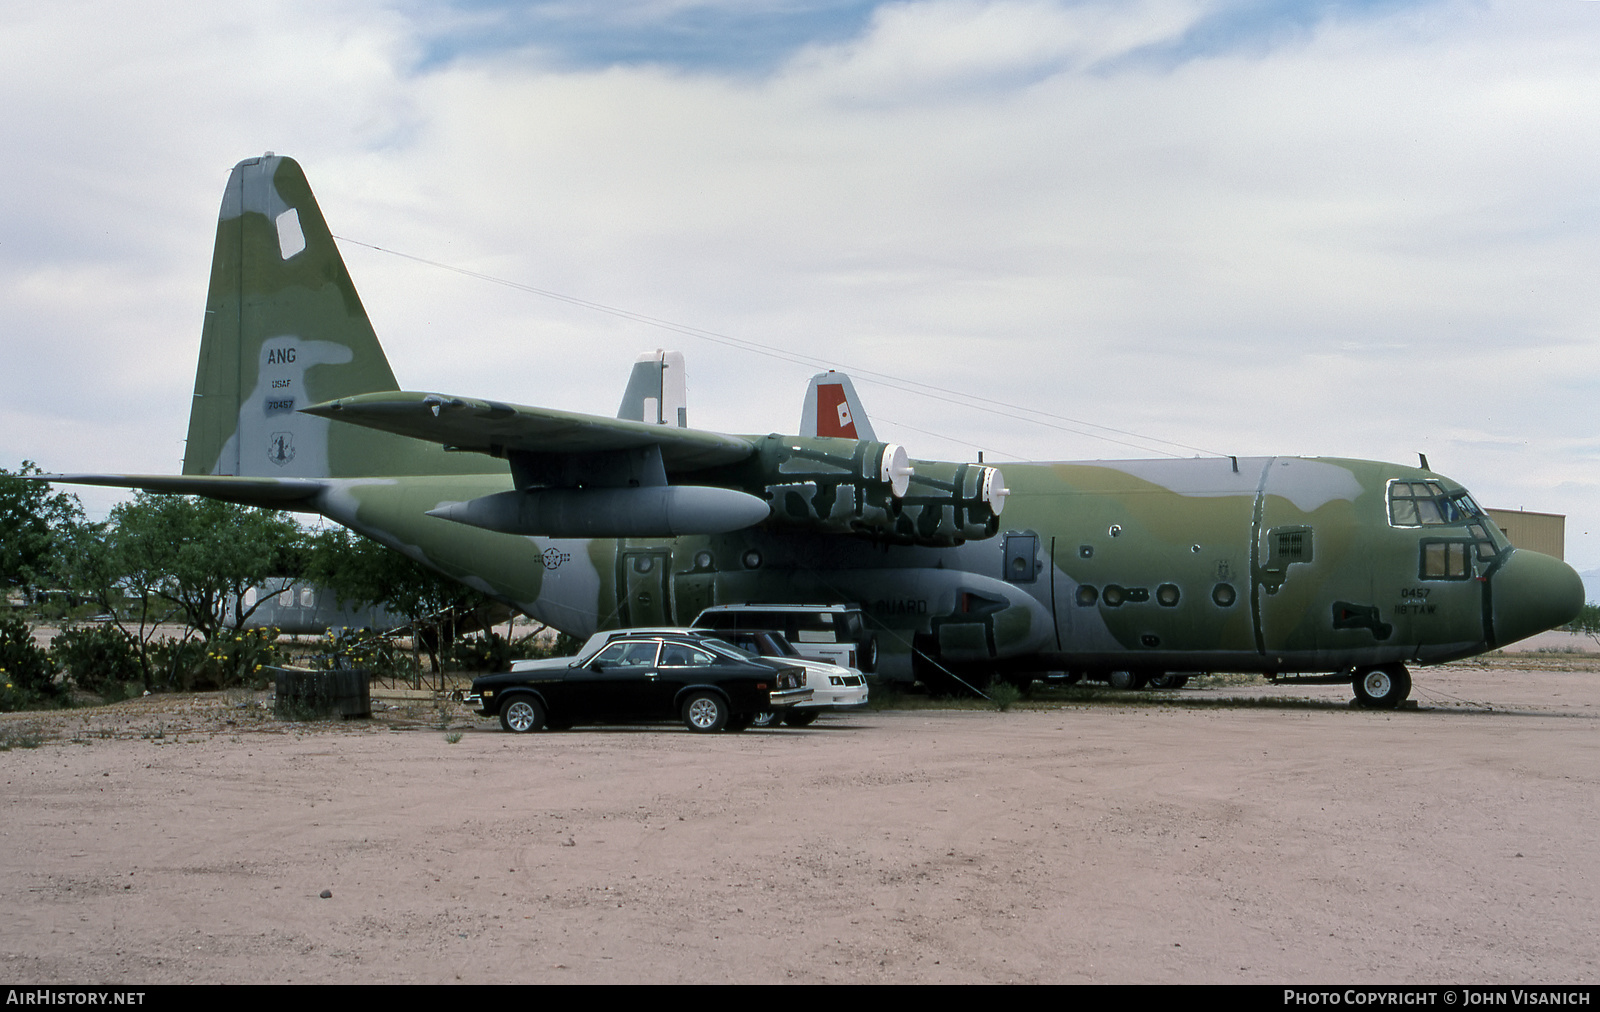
<box><xmin>616</xmin><ymin>350</ymin><xmax>688</xmax><ymax>427</ymax></box>
<box><xmin>799</xmin><ymin>371</ymin><xmax>876</xmax><ymax>441</ymax></box>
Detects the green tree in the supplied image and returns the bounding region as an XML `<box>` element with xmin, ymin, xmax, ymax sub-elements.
<box><xmin>0</xmin><ymin>462</ymin><xmax>86</xmax><ymax>599</ymax></box>
<box><xmin>54</xmin><ymin>516</ymin><xmax>177</xmax><ymax>686</ymax></box>
<box><xmin>304</xmin><ymin>526</ymin><xmax>497</xmax><ymax>674</ymax></box>
<box><xmin>1567</xmin><ymin>602</ymin><xmax>1600</xmax><ymax>646</ymax></box>
<box><xmin>107</xmin><ymin>493</ymin><xmax>306</xmax><ymax>642</ymax></box>
<box><xmin>55</xmin><ymin>495</ymin><xmax>306</xmax><ymax>689</ymax></box>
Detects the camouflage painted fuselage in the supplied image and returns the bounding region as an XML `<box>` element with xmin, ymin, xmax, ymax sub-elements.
<box><xmin>314</xmin><ymin>451</ymin><xmax>1574</xmax><ymax>684</ymax></box>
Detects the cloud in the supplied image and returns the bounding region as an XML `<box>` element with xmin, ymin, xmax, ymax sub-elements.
<box><xmin>1</xmin><ymin>0</ymin><xmax>1597</xmax><ymax>567</ymax></box>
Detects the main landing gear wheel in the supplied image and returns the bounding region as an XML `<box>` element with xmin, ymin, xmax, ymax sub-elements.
<box><xmin>499</xmin><ymin>697</ymin><xmax>545</xmax><ymax>733</ymax></box>
<box><xmin>681</xmin><ymin>692</ymin><xmax>729</xmax><ymax>733</ymax></box>
<box><xmin>1351</xmin><ymin>664</ymin><xmax>1411</xmax><ymax>709</ymax></box>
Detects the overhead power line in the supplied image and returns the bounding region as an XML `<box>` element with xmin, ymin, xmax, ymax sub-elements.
<box><xmin>335</xmin><ymin>235</ymin><xmax>1225</xmax><ymax>460</ymax></box>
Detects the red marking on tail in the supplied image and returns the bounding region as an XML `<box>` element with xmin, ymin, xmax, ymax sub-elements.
<box><xmin>817</xmin><ymin>384</ymin><xmax>858</xmax><ymax>438</ymax></box>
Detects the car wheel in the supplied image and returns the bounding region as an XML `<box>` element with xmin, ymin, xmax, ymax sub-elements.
<box><xmin>750</xmin><ymin>711</ymin><xmax>781</xmax><ymax>728</ymax></box>
<box><xmin>782</xmin><ymin>710</ymin><xmax>819</xmax><ymax>727</ymax></box>
<box><xmin>1107</xmin><ymin>670</ymin><xmax>1147</xmax><ymax>690</ymax></box>
<box><xmin>681</xmin><ymin>692</ymin><xmax>729</xmax><ymax>733</ymax></box>
<box><xmin>1352</xmin><ymin>664</ymin><xmax>1411</xmax><ymax>709</ymax></box>
<box><xmin>1148</xmin><ymin>674</ymin><xmax>1190</xmax><ymax>689</ymax></box>
<box><xmin>499</xmin><ymin>696</ymin><xmax>545</xmax><ymax>733</ymax></box>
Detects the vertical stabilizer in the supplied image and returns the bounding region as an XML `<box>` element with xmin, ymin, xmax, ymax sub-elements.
<box><xmin>617</xmin><ymin>350</ymin><xmax>688</xmax><ymax>427</ymax></box>
<box><xmin>184</xmin><ymin>155</ymin><xmax>496</xmax><ymax>479</ymax></box>
<box><xmin>799</xmin><ymin>372</ymin><xmax>876</xmax><ymax>441</ymax></box>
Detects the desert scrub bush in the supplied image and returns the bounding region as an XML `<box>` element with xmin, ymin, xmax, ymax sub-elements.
<box><xmin>50</xmin><ymin>623</ymin><xmax>142</xmax><ymax>695</ymax></box>
<box><xmin>0</xmin><ymin>615</ymin><xmax>61</xmax><ymax>711</ymax></box>
<box><xmin>146</xmin><ymin>637</ymin><xmax>207</xmax><ymax>692</ymax></box>
<box><xmin>314</xmin><ymin>627</ymin><xmax>407</xmax><ymax>679</ymax></box>
<box><xmin>196</xmin><ymin>626</ymin><xmax>285</xmax><ymax>689</ymax></box>
<box><xmin>987</xmin><ymin>680</ymin><xmax>1023</xmax><ymax>712</ymax></box>
<box><xmin>0</xmin><ymin>720</ymin><xmax>45</xmax><ymax>749</ymax></box>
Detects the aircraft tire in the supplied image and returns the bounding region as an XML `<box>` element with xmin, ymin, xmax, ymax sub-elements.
<box><xmin>499</xmin><ymin>696</ymin><xmax>545</xmax><ymax>734</ymax></box>
<box><xmin>1351</xmin><ymin>664</ymin><xmax>1411</xmax><ymax>709</ymax></box>
<box><xmin>682</xmin><ymin>692</ymin><xmax>729</xmax><ymax>733</ymax></box>
<box><xmin>1107</xmin><ymin>670</ymin><xmax>1148</xmax><ymax>691</ymax></box>
<box><xmin>782</xmin><ymin>710</ymin><xmax>819</xmax><ymax>727</ymax></box>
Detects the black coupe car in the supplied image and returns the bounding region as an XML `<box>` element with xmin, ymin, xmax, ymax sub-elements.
<box><xmin>466</xmin><ymin>631</ymin><xmax>812</xmax><ymax>733</ymax></box>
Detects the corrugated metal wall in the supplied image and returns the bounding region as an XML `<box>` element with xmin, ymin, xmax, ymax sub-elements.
<box><xmin>1486</xmin><ymin>509</ymin><xmax>1565</xmax><ymax>560</ymax></box>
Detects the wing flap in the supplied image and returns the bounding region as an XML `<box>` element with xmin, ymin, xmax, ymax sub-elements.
<box><xmin>301</xmin><ymin>392</ymin><xmax>756</xmax><ymax>471</ymax></box>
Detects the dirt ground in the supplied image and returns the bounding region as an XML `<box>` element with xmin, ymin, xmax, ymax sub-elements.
<box><xmin>1</xmin><ymin>654</ymin><xmax>1596</xmax><ymax>984</ymax></box>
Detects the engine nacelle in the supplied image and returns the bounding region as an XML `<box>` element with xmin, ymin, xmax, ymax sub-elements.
<box><xmin>751</xmin><ymin>435</ymin><xmax>1007</xmax><ymax>546</ymax></box>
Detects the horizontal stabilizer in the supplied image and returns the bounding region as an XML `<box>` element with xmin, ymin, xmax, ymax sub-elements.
<box><xmin>301</xmin><ymin>391</ymin><xmax>756</xmax><ymax>472</ymax></box>
<box><xmin>28</xmin><ymin>474</ymin><xmax>324</xmax><ymax>511</ymax></box>
<box><xmin>426</xmin><ymin>485</ymin><xmax>770</xmax><ymax>538</ymax></box>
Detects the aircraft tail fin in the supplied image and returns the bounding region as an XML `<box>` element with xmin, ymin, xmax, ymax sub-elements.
<box><xmin>616</xmin><ymin>350</ymin><xmax>688</xmax><ymax>427</ymax></box>
<box><xmin>799</xmin><ymin>371</ymin><xmax>876</xmax><ymax>441</ymax></box>
<box><xmin>183</xmin><ymin>154</ymin><xmax>496</xmax><ymax>479</ymax></box>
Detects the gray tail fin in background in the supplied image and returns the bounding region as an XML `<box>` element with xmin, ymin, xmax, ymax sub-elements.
<box><xmin>183</xmin><ymin>154</ymin><xmax>497</xmax><ymax>480</ymax></box>
<box><xmin>617</xmin><ymin>349</ymin><xmax>688</xmax><ymax>427</ymax></box>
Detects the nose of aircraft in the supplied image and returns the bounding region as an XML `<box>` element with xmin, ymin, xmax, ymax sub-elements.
<box><xmin>1489</xmin><ymin>549</ymin><xmax>1586</xmax><ymax>648</ymax></box>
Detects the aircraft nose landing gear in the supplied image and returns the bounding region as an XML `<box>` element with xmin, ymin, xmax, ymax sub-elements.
<box><xmin>1351</xmin><ymin>663</ymin><xmax>1411</xmax><ymax>709</ymax></box>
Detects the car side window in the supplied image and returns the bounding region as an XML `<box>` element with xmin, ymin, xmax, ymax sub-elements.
<box><xmin>660</xmin><ymin>644</ymin><xmax>693</xmax><ymax>666</ymax></box>
<box><xmin>661</xmin><ymin>645</ymin><xmax>715</xmax><ymax>667</ymax></box>
<box><xmin>592</xmin><ymin>641</ymin><xmax>660</xmax><ymax>667</ymax></box>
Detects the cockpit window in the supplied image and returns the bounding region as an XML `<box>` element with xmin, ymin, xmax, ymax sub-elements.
<box><xmin>1419</xmin><ymin>523</ymin><xmax>1501</xmax><ymax>579</ymax></box>
<box><xmin>1420</xmin><ymin>541</ymin><xmax>1473</xmax><ymax>580</ymax></box>
<box><xmin>1388</xmin><ymin>481</ymin><xmax>1485</xmax><ymax>528</ymax></box>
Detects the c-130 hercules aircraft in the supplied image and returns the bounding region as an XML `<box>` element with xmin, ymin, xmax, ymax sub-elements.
<box><xmin>46</xmin><ymin>155</ymin><xmax>1585</xmax><ymax>708</ymax></box>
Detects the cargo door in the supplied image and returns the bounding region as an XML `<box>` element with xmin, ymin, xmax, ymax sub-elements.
<box><xmin>618</xmin><ymin>549</ymin><xmax>672</xmax><ymax>627</ymax></box>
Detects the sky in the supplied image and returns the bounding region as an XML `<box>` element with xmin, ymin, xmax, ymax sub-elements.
<box><xmin>3</xmin><ymin>0</ymin><xmax>1599</xmax><ymax>582</ymax></box>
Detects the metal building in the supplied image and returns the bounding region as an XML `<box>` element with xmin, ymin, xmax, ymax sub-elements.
<box><xmin>1485</xmin><ymin>509</ymin><xmax>1566</xmax><ymax>560</ymax></box>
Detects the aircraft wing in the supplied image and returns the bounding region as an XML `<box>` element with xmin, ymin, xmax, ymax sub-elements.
<box><xmin>28</xmin><ymin>474</ymin><xmax>325</xmax><ymax>510</ymax></box>
<box><xmin>300</xmin><ymin>392</ymin><xmax>757</xmax><ymax>472</ymax></box>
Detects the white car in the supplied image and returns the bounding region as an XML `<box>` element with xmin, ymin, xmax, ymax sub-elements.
<box><xmin>707</xmin><ymin>629</ymin><xmax>868</xmax><ymax>727</ymax></box>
